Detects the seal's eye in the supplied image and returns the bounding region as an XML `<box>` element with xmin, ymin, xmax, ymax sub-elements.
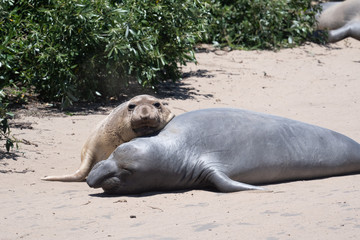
<box><xmin>128</xmin><ymin>104</ymin><xmax>136</xmax><ymax>110</ymax></box>
<box><xmin>153</xmin><ymin>102</ymin><xmax>161</xmax><ymax>108</ymax></box>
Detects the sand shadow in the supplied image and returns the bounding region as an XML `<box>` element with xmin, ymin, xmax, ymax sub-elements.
<box><xmin>156</xmin><ymin>69</ymin><xmax>215</xmax><ymax>100</ymax></box>
<box><xmin>7</xmin><ymin>68</ymin><xmax>215</xmax><ymax>117</ymax></box>
<box><xmin>0</xmin><ymin>150</ymin><xmax>22</xmax><ymax>161</ymax></box>
<box><xmin>89</xmin><ymin>188</ymin><xmax>202</xmax><ymax>198</ymax></box>
<box><xmin>54</xmin><ymin>69</ymin><xmax>215</xmax><ymax>113</ymax></box>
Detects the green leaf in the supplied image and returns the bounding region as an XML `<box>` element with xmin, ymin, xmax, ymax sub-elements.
<box><xmin>125</xmin><ymin>25</ymin><xmax>129</xmax><ymax>38</ymax></box>
<box><xmin>113</xmin><ymin>9</ymin><xmax>128</xmax><ymax>14</ymax></box>
<box><xmin>6</xmin><ymin>139</ymin><xmax>14</xmax><ymax>152</ymax></box>
<box><xmin>6</xmin><ymin>112</ymin><xmax>14</xmax><ymax>118</ymax></box>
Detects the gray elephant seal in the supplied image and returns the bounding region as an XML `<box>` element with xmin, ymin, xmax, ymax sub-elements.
<box><xmin>42</xmin><ymin>95</ymin><xmax>174</xmax><ymax>182</ymax></box>
<box><xmin>317</xmin><ymin>0</ymin><xmax>360</xmax><ymax>42</ymax></box>
<box><xmin>87</xmin><ymin>108</ymin><xmax>360</xmax><ymax>194</ymax></box>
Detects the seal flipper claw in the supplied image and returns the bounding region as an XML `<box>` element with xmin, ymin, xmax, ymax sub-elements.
<box><xmin>210</xmin><ymin>171</ymin><xmax>264</xmax><ymax>192</ymax></box>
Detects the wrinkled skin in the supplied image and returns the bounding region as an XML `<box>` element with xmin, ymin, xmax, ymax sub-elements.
<box><xmin>42</xmin><ymin>95</ymin><xmax>174</xmax><ymax>182</ymax></box>
<box><xmin>87</xmin><ymin>108</ymin><xmax>360</xmax><ymax>195</ymax></box>
<box><xmin>317</xmin><ymin>0</ymin><xmax>360</xmax><ymax>42</ymax></box>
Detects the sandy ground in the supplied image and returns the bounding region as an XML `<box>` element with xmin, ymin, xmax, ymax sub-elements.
<box><xmin>1</xmin><ymin>39</ymin><xmax>360</xmax><ymax>240</ymax></box>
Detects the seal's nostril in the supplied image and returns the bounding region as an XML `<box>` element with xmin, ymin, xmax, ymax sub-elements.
<box><xmin>141</xmin><ymin>107</ymin><xmax>150</xmax><ymax>116</ymax></box>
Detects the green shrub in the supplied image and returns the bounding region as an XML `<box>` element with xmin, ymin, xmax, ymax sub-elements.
<box><xmin>0</xmin><ymin>90</ymin><xmax>16</xmax><ymax>152</ymax></box>
<box><xmin>1</xmin><ymin>0</ymin><xmax>322</xmax><ymax>110</ymax></box>
<box><xmin>204</xmin><ymin>0</ymin><xmax>321</xmax><ymax>49</ymax></box>
<box><xmin>0</xmin><ymin>0</ymin><xmax>207</xmax><ymax>107</ymax></box>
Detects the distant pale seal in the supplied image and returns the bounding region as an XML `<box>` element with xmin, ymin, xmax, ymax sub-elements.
<box><xmin>317</xmin><ymin>0</ymin><xmax>360</xmax><ymax>42</ymax></box>
<box><xmin>87</xmin><ymin>108</ymin><xmax>360</xmax><ymax>194</ymax></box>
<box><xmin>42</xmin><ymin>95</ymin><xmax>174</xmax><ymax>182</ymax></box>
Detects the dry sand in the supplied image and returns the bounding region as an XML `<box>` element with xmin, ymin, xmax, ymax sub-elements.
<box><xmin>1</xmin><ymin>39</ymin><xmax>360</xmax><ymax>239</ymax></box>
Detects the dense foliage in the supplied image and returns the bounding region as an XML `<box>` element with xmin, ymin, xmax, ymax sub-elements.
<box><xmin>0</xmin><ymin>0</ymin><xmax>321</xmax><ymax>151</ymax></box>
<box><xmin>1</xmin><ymin>0</ymin><xmax>320</xmax><ymax>104</ymax></box>
<box><xmin>205</xmin><ymin>0</ymin><xmax>321</xmax><ymax>49</ymax></box>
<box><xmin>1</xmin><ymin>0</ymin><xmax>207</xmax><ymax>106</ymax></box>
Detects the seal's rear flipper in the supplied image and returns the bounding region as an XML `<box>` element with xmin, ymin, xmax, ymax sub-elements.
<box><xmin>210</xmin><ymin>171</ymin><xmax>264</xmax><ymax>192</ymax></box>
<box><xmin>41</xmin><ymin>170</ymin><xmax>86</xmax><ymax>182</ymax></box>
<box><xmin>328</xmin><ymin>21</ymin><xmax>360</xmax><ymax>43</ymax></box>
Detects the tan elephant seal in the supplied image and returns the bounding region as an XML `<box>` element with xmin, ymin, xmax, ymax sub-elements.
<box><xmin>42</xmin><ymin>95</ymin><xmax>174</xmax><ymax>182</ymax></box>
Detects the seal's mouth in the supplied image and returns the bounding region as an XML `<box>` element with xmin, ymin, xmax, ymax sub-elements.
<box><xmin>100</xmin><ymin>177</ymin><xmax>122</xmax><ymax>193</ymax></box>
<box><xmin>132</xmin><ymin>126</ymin><xmax>158</xmax><ymax>135</ymax></box>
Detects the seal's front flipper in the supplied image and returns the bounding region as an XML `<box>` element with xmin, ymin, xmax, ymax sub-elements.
<box><xmin>209</xmin><ymin>171</ymin><xmax>264</xmax><ymax>192</ymax></box>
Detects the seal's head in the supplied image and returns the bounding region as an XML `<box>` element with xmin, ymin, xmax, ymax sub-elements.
<box><xmin>127</xmin><ymin>95</ymin><xmax>174</xmax><ymax>136</ymax></box>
